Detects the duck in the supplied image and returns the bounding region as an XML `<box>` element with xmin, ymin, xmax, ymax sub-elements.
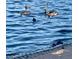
<box><xmin>20</xmin><ymin>5</ymin><xmax>31</xmax><ymax>16</ymax></box>
<box><xmin>32</xmin><ymin>17</ymin><xmax>36</xmax><ymax>22</ymax></box>
<box><xmin>44</xmin><ymin>9</ymin><xmax>58</xmax><ymax>16</ymax></box>
<box><xmin>44</xmin><ymin>2</ymin><xmax>58</xmax><ymax>16</ymax></box>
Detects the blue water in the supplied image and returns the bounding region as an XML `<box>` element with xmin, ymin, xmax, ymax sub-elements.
<box><xmin>6</xmin><ymin>0</ymin><xmax>72</xmax><ymax>58</ymax></box>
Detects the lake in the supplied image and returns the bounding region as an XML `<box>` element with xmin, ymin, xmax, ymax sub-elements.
<box><xmin>6</xmin><ymin>0</ymin><xmax>72</xmax><ymax>58</ymax></box>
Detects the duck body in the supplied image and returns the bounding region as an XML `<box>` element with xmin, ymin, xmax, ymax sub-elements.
<box><xmin>47</xmin><ymin>11</ymin><xmax>58</xmax><ymax>16</ymax></box>
<box><xmin>44</xmin><ymin>3</ymin><xmax>58</xmax><ymax>16</ymax></box>
<box><xmin>45</xmin><ymin>10</ymin><xmax>58</xmax><ymax>16</ymax></box>
<box><xmin>21</xmin><ymin>10</ymin><xmax>30</xmax><ymax>15</ymax></box>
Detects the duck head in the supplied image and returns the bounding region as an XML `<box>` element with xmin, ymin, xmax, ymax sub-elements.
<box><xmin>24</xmin><ymin>5</ymin><xmax>31</xmax><ymax>10</ymax></box>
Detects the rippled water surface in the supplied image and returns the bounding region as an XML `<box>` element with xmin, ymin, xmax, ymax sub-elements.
<box><xmin>6</xmin><ymin>0</ymin><xmax>72</xmax><ymax>58</ymax></box>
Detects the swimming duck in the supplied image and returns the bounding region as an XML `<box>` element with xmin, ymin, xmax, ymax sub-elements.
<box><xmin>44</xmin><ymin>9</ymin><xmax>58</xmax><ymax>16</ymax></box>
<box><xmin>21</xmin><ymin>11</ymin><xmax>30</xmax><ymax>15</ymax></box>
<box><xmin>44</xmin><ymin>2</ymin><xmax>58</xmax><ymax>16</ymax></box>
<box><xmin>47</xmin><ymin>10</ymin><xmax>58</xmax><ymax>16</ymax></box>
<box><xmin>32</xmin><ymin>17</ymin><xmax>36</xmax><ymax>22</ymax></box>
<box><xmin>20</xmin><ymin>5</ymin><xmax>31</xmax><ymax>16</ymax></box>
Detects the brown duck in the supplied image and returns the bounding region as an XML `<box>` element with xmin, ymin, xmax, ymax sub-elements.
<box><xmin>20</xmin><ymin>5</ymin><xmax>31</xmax><ymax>16</ymax></box>
<box><xmin>44</xmin><ymin>9</ymin><xmax>58</xmax><ymax>16</ymax></box>
<box><xmin>44</xmin><ymin>3</ymin><xmax>58</xmax><ymax>16</ymax></box>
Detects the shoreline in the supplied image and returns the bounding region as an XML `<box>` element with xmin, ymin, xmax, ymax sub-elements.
<box><xmin>7</xmin><ymin>43</ymin><xmax>72</xmax><ymax>59</ymax></box>
<box><xmin>28</xmin><ymin>43</ymin><xmax>72</xmax><ymax>59</ymax></box>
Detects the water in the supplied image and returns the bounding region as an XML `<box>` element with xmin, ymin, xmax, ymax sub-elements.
<box><xmin>6</xmin><ymin>0</ymin><xmax>72</xmax><ymax>58</ymax></box>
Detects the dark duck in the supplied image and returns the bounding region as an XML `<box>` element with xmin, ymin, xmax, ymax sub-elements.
<box><xmin>32</xmin><ymin>17</ymin><xmax>36</xmax><ymax>22</ymax></box>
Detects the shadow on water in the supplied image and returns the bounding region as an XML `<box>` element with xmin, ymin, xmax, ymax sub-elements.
<box><xmin>57</xmin><ymin>29</ymin><xmax>72</xmax><ymax>34</ymax></box>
